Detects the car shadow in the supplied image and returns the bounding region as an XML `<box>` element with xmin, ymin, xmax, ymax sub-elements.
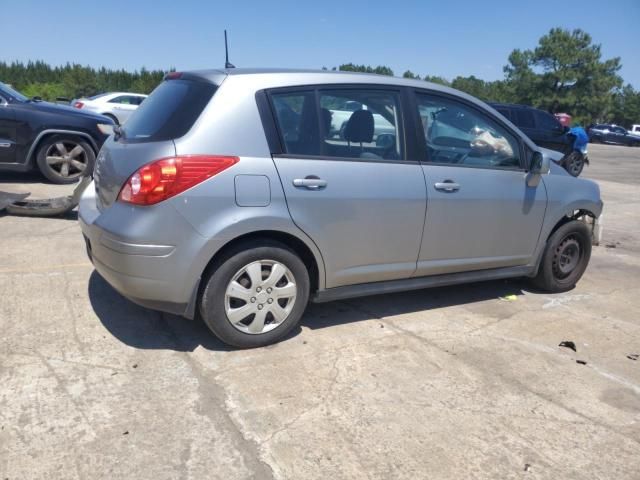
<box><xmin>89</xmin><ymin>270</ymin><xmax>528</xmax><ymax>352</ymax></box>
<box><xmin>0</xmin><ymin>172</ymin><xmax>49</xmax><ymax>184</ymax></box>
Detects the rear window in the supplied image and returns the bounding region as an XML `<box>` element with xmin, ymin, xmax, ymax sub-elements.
<box><xmin>121</xmin><ymin>79</ymin><xmax>216</xmax><ymax>142</ymax></box>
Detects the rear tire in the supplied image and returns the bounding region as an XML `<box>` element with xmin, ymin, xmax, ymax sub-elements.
<box><xmin>35</xmin><ymin>134</ymin><xmax>95</xmax><ymax>184</ymax></box>
<box><xmin>531</xmin><ymin>221</ymin><xmax>592</xmax><ymax>293</ymax></box>
<box><xmin>200</xmin><ymin>241</ymin><xmax>310</xmax><ymax>348</ymax></box>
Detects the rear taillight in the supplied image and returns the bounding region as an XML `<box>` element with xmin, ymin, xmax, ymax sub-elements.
<box><xmin>74</xmin><ymin>101</ymin><xmax>84</xmax><ymax>109</ymax></box>
<box><xmin>118</xmin><ymin>155</ymin><xmax>239</xmax><ymax>206</ymax></box>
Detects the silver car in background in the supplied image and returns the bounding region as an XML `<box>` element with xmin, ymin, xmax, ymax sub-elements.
<box><xmin>79</xmin><ymin>69</ymin><xmax>603</xmax><ymax>348</ymax></box>
<box><xmin>72</xmin><ymin>92</ymin><xmax>147</xmax><ymax>125</ymax></box>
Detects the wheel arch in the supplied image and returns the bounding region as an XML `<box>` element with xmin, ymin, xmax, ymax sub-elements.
<box><xmin>531</xmin><ymin>205</ymin><xmax>599</xmax><ymax>276</ymax></box>
<box><xmin>193</xmin><ymin>230</ymin><xmax>325</xmax><ymax>316</ymax></box>
<box><xmin>26</xmin><ymin>129</ymin><xmax>99</xmax><ymax>167</ymax></box>
<box><xmin>101</xmin><ymin>113</ymin><xmax>120</xmax><ymax>125</ymax></box>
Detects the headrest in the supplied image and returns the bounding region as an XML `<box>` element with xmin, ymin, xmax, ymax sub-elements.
<box><xmin>343</xmin><ymin>110</ymin><xmax>374</xmax><ymax>143</ymax></box>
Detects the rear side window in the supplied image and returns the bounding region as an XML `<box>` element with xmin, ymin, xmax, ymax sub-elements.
<box><xmin>270</xmin><ymin>87</ymin><xmax>404</xmax><ymax>161</ymax></box>
<box><xmin>271</xmin><ymin>91</ymin><xmax>319</xmax><ymax>155</ymax></box>
<box><xmin>514</xmin><ymin>109</ymin><xmax>535</xmax><ymax>129</ymax></box>
<box><xmin>122</xmin><ymin>79</ymin><xmax>216</xmax><ymax>142</ymax></box>
<box><xmin>495</xmin><ymin>108</ymin><xmax>511</xmax><ymax>120</ymax></box>
<box><xmin>534</xmin><ymin>110</ymin><xmax>562</xmax><ymax>131</ymax></box>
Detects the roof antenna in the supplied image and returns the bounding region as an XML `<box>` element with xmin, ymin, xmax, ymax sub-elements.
<box><xmin>224</xmin><ymin>30</ymin><xmax>235</xmax><ymax>69</ymax></box>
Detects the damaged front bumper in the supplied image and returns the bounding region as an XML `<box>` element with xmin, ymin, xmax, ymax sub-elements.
<box><xmin>580</xmin><ymin>209</ymin><xmax>604</xmax><ymax>246</ymax></box>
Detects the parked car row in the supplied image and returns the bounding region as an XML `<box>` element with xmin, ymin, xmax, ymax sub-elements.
<box><xmin>586</xmin><ymin>123</ymin><xmax>640</xmax><ymax>146</ymax></box>
<box><xmin>0</xmin><ymin>82</ymin><xmax>146</xmax><ymax>183</ymax></box>
<box><xmin>72</xmin><ymin>92</ymin><xmax>147</xmax><ymax>125</ymax></box>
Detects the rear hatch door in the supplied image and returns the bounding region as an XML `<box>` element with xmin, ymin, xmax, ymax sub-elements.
<box><xmin>94</xmin><ymin>77</ymin><xmax>218</xmax><ymax>210</ymax></box>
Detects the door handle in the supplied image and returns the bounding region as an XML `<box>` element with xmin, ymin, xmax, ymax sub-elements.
<box><xmin>434</xmin><ymin>180</ymin><xmax>460</xmax><ymax>192</ymax></box>
<box><xmin>293</xmin><ymin>176</ymin><xmax>327</xmax><ymax>190</ymax></box>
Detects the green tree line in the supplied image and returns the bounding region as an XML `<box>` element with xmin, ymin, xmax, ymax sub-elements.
<box><xmin>334</xmin><ymin>28</ymin><xmax>639</xmax><ymax>128</ymax></box>
<box><xmin>2</xmin><ymin>28</ymin><xmax>638</xmax><ymax>127</ymax></box>
<box><xmin>0</xmin><ymin>60</ymin><xmax>168</xmax><ymax>100</ymax></box>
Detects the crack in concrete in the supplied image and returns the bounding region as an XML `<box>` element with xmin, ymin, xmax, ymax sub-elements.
<box><xmin>343</xmin><ymin>299</ymin><xmax>640</xmax><ymax>448</ymax></box>
<box><xmin>156</xmin><ymin>313</ymin><xmax>276</xmax><ymax>480</ymax></box>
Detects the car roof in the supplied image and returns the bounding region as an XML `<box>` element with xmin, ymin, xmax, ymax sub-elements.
<box><xmin>488</xmin><ymin>102</ymin><xmax>539</xmax><ymax>111</ymax></box>
<box><xmin>174</xmin><ymin>67</ymin><xmax>539</xmax><ymax>152</ymax></box>
<box><xmin>181</xmin><ymin>67</ymin><xmax>469</xmax><ymax>97</ymax></box>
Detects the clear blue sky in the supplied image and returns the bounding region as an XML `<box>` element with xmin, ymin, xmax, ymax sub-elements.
<box><xmin>2</xmin><ymin>0</ymin><xmax>639</xmax><ymax>86</ymax></box>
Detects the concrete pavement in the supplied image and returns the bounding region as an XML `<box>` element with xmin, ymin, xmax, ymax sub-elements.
<box><xmin>1</xmin><ymin>143</ymin><xmax>639</xmax><ymax>479</ymax></box>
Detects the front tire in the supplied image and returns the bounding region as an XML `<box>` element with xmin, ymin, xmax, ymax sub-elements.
<box><xmin>35</xmin><ymin>135</ymin><xmax>95</xmax><ymax>184</ymax></box>
<box><xmin>562</xmin><ymin>151</ymin><xmax>585</xmax><ymax>177</ymax></box>
<box><xmin>531</xmin><ymin>221</ymin><xmax>592</xmax><ymax>293</ymax></box>
<box><xmin>200</xmin><ymin>241</ymin><xmax>310</xmax><ymax>348</ymax></box>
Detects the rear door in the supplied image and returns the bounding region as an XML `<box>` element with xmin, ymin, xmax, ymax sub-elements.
<box><xmin>413</xmin><ymin>90</ymin><xmax>547</xmax><ymax>276</ymax></box>
<box><xmin>268</xmin><ymin>86</ymin><xmax>427</xmax><ymax>288</ymax></box>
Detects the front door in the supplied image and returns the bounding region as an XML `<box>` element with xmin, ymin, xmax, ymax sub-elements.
<box><xmin>413</xmin><ymin>91</ymin><xmax>547</xmax><ymax>276</ymax></box>
<box><xmin>269</xmin><ymin>87</ymin><xmax>426</xmax><ymax>288</ymax></box>
<box><xmin>0</xmin><ymin>96</ymin><xmax>17</xmax><ymax>164</ymax></box>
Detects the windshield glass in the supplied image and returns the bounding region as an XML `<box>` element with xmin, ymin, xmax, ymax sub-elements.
<box><xmin>88</xmin><ymin>93</ymin><xmax>110</xmax><ymax>100</ymax></box>
<box><xmin>0</xmin><ymin>82</ymin><xmax>28</xmax><ymax>102</ymax></box>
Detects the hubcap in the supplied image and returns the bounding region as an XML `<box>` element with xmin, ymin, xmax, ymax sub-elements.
<box><xmin>553</xmin><ymin>236</ymin><xmax>581</xmax><ymax>278</ymax></box>
<box><xmin>45</xmin><ymin>141</ymin><xmax>87</xmax><ymax>179</ymax></box>
<box><xmin>224</xmin><ymin>260</ymin><xmax>297</xmax><ymax>334</ymax></box>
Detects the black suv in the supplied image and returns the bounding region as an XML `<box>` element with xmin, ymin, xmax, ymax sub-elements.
<box><xmin>587</xmin><ymin>124</ymin><xmax>640</xmax><ymax>146</ymax></box>
<box><xmin>489</xmin><ymin>103</ymin><xmax>572</xmax><ymax>154</ymax></box>
<box><xmin>0</xmin><ymin>82</ymin><xmax>113</xmax><ymax>183</ymax></box>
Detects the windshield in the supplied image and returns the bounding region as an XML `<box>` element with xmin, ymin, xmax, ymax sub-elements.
<box><xmin>0</xmin><ymin>82</ymin><xmax>28</xmax><ymax>102</ymax></box>
<box><xmin>88</xmin><ymin>93</ymin><xmax>110</xmax><ymax>100</ymax></box>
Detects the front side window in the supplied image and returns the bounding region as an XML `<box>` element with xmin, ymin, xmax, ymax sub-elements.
<box><xmin>515</xmin><ymin>109</ymin><xmax>535</xmax><ymax>129</ymax></box>
<box><xmin>417</xmin><ymin>93</ymin><xmax>521</xmax><ymax>169</ymax></box>
<box><xmin>109</xmin><ymin>96</ymin><xmax>131</xmax><ymax>104</ymax></box>
<box><xmin>535</xmin><ymin>110</ymin><xmax>562</xmax><ymax>131</ymax></box>
<box><xmin>270</xmin><ymin>87</ymin><xmax>403</xmax><ymax>161</ymax></box>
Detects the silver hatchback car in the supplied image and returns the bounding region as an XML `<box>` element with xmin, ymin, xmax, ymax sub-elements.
<box><xmin>79</xmin><ymin>69</ymin><xmax>603</xmax><ymax>348</ymax></box>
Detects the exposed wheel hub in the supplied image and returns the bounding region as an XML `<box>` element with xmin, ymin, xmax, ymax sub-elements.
<box><xmin>553</xmin><ymin>236</ymin><xmax>581</xmax><ymax>278</ymax></box>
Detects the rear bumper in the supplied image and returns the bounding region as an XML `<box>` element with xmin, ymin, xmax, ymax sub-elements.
<box><xmin>78</xmin><ymin>181</ymin><xmax>207</xmax><ymax>318</ymax></box>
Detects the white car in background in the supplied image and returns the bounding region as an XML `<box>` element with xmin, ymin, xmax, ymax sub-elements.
<box><xmin>630</xmin><ymin>124</ymin><xmax>640</xmax><ymax>137</ymax></box>
<box><xmin>72</xmin><ymin>92</ymin><xmax>147</xmax><ymax>125</ymax></box>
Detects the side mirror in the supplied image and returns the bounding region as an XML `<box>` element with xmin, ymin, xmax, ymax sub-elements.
<box><xmin>527</xmin><ymin>151</ymin><xmax>549</xmax><ymax>187</ymax></box>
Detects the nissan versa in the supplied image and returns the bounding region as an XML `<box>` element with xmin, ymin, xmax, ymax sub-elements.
<box><xmin>79</xmin><ymin>69</ymin><xmax>603</xmax><ymax>348</ymax></box>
